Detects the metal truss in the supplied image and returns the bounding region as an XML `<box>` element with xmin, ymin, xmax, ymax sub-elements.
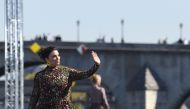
<box><xmin>4</xmin><ymin>0</ymin><xmax>24</xmax><ymax>109</ymax></box>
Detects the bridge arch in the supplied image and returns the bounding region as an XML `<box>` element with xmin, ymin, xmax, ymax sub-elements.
<box><xmin>173</xmin><ymin>89</ymin><xmax>190</xmax><ymax>109</ymax></box>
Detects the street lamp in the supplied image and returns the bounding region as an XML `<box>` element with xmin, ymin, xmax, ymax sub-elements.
<box><xmin>121</xmin><ymin>19</ymin><xmax>125</xmax><ymax>43</ymax></box>
<box><xmin>179</xmin><ymin>23</ymin><xmax>183</xmax><ymax>39</ymax></box>
<box><xmin>76</xmin><ymin>20</ymin><xmax>80</xmax><ymax>42</ymax></box>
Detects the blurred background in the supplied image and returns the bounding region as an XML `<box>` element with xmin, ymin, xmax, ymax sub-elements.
<box><xmin>1</xmin><ymin>0</ymin><xmax>190</xmax><ymax>109</ymax></box>
<box><xmin>1</xmin><ymin>0</ymin><xmax>190</xmax><ymax>43</ymax></box>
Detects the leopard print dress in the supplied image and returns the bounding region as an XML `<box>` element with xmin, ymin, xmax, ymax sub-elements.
<box><xmin>28</xmin><ymin>63</ymin><xmax>99</xmax><ymax>109</ymax></box>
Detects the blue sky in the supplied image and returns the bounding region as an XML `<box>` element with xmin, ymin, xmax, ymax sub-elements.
<box><xmin>0</xmin><ymin>0</ymin><xmax>190</xmax><ymax>43</ymax></box>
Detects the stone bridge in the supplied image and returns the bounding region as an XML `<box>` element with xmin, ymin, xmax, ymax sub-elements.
<box><xmin>1</xmin><ymin>41</ymin><xmax>190</xmax><ymax>109</ymax></box>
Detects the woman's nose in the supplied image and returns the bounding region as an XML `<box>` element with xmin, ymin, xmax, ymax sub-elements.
<box><xmin>56</xmin><ymin>56</ymin><xmax>60</xmax><ymax>60</ymax></box>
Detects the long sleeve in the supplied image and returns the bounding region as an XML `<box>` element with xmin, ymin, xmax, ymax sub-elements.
<box><xmin>28</xmin><ymin>73</ymin><xmax>40</xmax><ymax>109</ymax></box>
<box><xmin>68</xmin><ymin>63</ymin><xmax>99</xmax><ymax>81</ymax></box>
<box><xmin>101</xmin><ymin>88</ymin><xmax>110</xmax><ymax>109</ymax></box>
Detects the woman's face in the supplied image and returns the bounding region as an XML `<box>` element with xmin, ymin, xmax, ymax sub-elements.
<box><xmin>46</xmin><ymin>50</ymin><xmax>60</xmax><ymax>67</ymax></box>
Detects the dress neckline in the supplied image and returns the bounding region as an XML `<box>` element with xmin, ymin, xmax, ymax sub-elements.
<box><xmin>46</xmin><ymin>65</ymin><xmax>60</xmax><ymax>71</ymax></box>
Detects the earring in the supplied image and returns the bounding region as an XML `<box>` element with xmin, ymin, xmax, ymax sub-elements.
<box><xmin>46</xmin><ymin>59</ymin><xmax>51</xmax><ymax>66</ymax></box>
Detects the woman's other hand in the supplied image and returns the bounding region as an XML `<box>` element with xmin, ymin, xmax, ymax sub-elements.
<box><xmin>91</xmin><ymin>51</ymin><xmax>101</xmax><ymax>65</ymax></box>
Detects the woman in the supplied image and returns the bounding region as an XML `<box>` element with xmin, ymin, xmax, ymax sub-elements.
<box><xmin>86</xmin><ymin>74</ymin><xmax>109</xmax><ymax>109</ymax></box>
<box><xmin>28</xmin><ymin>46</ymin><xmax>100</xmax><ymax>109</ymax></box>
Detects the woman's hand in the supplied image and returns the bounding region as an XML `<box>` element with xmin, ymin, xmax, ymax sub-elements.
<box><xmin>91</xmin><ymin>51</ymin><xmax>101</xmax><ymax>65</ymax></box>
